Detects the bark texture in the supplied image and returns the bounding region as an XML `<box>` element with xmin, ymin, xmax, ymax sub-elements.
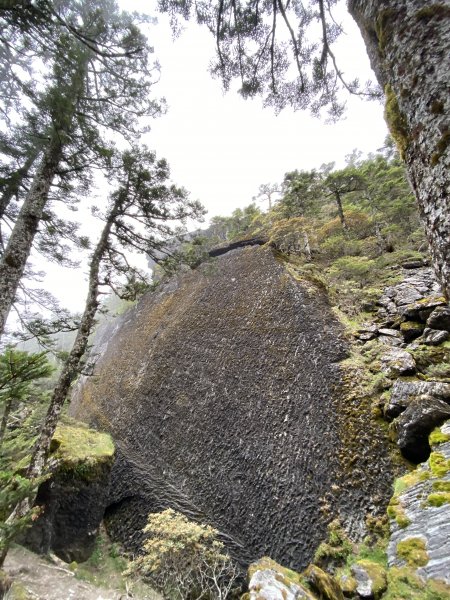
<box><xmin>0</xmin><ymin>135</ymin><xmax>63</xmax><ymax>335</ymax></box>
<box><xmin>348</xmin><ymin>0</ymin><xmax>450</xmax><ymax>297</ymax></box>
<box><xmin>25</xmin><ymin>215</ymin><xmax>114</xmax><ymax>483</ymax></box>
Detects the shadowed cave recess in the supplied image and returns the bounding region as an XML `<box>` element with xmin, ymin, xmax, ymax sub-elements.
<box><xmin>70</xmin><ymin>245</ymin><xmax>396</xmax><ymax>570</ymax></box>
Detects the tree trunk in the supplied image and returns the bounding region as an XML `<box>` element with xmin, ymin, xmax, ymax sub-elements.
<box><xmin>25</xmin><ymin>218</ymin><xmax>114</xmax><ymax>482</ymax></box>
<box><xmin>348</xmin><ymin>0</ymin><xmax>450</xmax><ymax>298</ymax></box>
<box><xmin>0</xmin><ymin>134</ymin><xmax>63</xmax><ymax>335</ymax></box>
<box><xmin>334</xmin><ymin>190</ymin><xmax>347</xmax><ymax>230</ymax></box>
<box><xmin>0</xmin><ymin>150</ymin><xmax>40</xmax><ymax>222</ymax></box>
<box><xmin>0</xmin><ymin>396</ymin><xmax>13</xmax><ymax>447</ymax></box>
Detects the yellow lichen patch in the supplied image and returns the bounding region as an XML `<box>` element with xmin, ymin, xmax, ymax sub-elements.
<box><xmin>396</xmin><ymin>538</ymin><xmax>429</xmax><ymax>568</ymax></box>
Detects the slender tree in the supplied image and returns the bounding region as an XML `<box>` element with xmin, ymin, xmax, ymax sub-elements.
<box><xmin>158</xmin><ymin>0</ymin><xmax>450</xmax><ymax>297</ymax></box>
<box><xmin>0</xmin><ymin>0</ymin><xmax>161</xmax><ymax>336</ymax></box>
<box><xmin>323</xmin><ymin>166</ymin><xmax>366</xmax><ymax>230</ymax></box>
<box><xmin>22</xmin><ymin>145</ymin><xmax>204</xmax><ymax>497</ymax></box>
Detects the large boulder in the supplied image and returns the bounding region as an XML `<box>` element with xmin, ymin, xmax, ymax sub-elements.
<box><xmin>393</xmin><ymin>397</ymin><xmax>450</xmax><ymax>463</ymax></box>
<box><xmin>71</xmin><ymin>246</ymin><xmax>396</xmax><ymax>570</ymax></box>
<box><xmin>23</xmin><ymin>420</ymin><xmax>115</xmax><ymax>563</ymax></box>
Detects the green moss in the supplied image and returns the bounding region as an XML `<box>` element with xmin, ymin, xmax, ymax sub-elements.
<box><xmin>429</xmin><ymin>427</ymin><xmax>450</xmax><ymax>446</ymax></box>
<box><xmin>313</xmin><ymin>520</ymin><xmax>353</xmax><ymax>566</ymax></box>
<box><xmin>394</xmin><ymin>470</ymin><xmax>430</xmax><ymax>494</ymax></box>
<box><xmin>385</xmin><ymin>84</ymin><xmax>409</xmax><ymax>159</ymax></box>
<box><xmin>248</xmin><ymin>557</ymin><xmax>304</xmax><ymax>588</ymax></box>
<box><xmin>51</xmin><ymin>418</ymin><xmax>115</xmax><ymax>481</ymax></box>
<box><xmin>432</xmin><ymin>480</ymin><xmax>450</xmax><ymax>492</ymax></box>
<box><xmin>416</xmin><ymin>5</ymin><xmax>450</xmax><ymax>20</ymax></box>
<box><xmin>387</xmin><ymin>496</ymin><xmax>411</xmax><ymax>529</ymax></box>
<box><xmin>429</xmin><ymin>452</ymin><xmax>450</xmax><ymax>477</ymax></box>
<box><xmin>353</xmin><ymin>542</ymin><xmax>388</xmax><ymax>568</ymax></box>
<box><xmin>303</xmin><ymin>564</ymin><xmax>344</xmax><ymax>600</ymax></box>
<box><xmin>354</xmin><ymin>560</ymin><xmax>387</xmax><ymax>597</ymax></box>
<box><xmin>396</xmin><ymin>538</ymin><xmax>429</xmax><ymax>567</ymax></box>
<box><xmin>336</xmin><ymin>571</ymin><xmax>357</xmax><ymax>596</ymax></box>
<box><xmin>383</xmin><ymin>566</ymin><xmax>450</xmax><ymax>600</ymax></box>
<box><xmin>412</xmin><ymin>345</ymin><xmax>450</xmax><ymax>381</ymax></box>
<box><xmin>426</xmin><ymin>492</ymin><xmax>450</xmax><ymax>507</ymax></box>
<box><xmin>376</xmin><ymin>9</ymin><xmax>397</xmax><ymax>52</ymax></box>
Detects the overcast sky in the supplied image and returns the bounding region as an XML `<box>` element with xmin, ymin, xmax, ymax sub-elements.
<box><xmin>135</xmin><ymin>0</ymin><xmax>389</xmax><ymax>217</ymax></box>
<box><xmin>23</xmin><ymin>1</ymin><xmax>391</xmax><ymax>318</ymax></box>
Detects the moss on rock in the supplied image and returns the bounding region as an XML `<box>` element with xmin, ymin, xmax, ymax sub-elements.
<box><xmin>304</xmin><ymin>564</ymin><xmax>344</xmax><ymax>600</ymax></box>
<box><xmin>353</xmin><ymin>559</ymin><xmax>387</xmax><ymax>599</ymax></box>
<box><xmin>383</xmin><ymin>566</ymin><xmax>450</xmax><ymax>600</ymax></box>
<box><xmin>426</xmin><ymin>492</ymin><xmax>450</xmax><ymax>507</ymax></box>
<box><xmin>51</xmin><ymin>418</ymin><xmax>115</xmax><ymax>481</ymax></box>
<box><xmin>429</xmin><ymin>452</ymin><xmax>450</xmax><ymax>477</ymax></box>
<box><xmin>429</xmin><ymin>426</ymin><xmax>450</xmax><ymax>446</ymax></box>
<box><xmin>248</xmin><ymin>556</ymin><xmax>304</xmax><ymax>588</ymax></box>
<box><xmin>385</xmin><ymin>84</ymin><xmax>409</xmax><ymax>159</ymax></box>
<box><xmin>396</xmin><ymin>537</ymin><xmax>429</xmax><ymax>568</ymax></box>
<box><xmin>387</xmin><ymin>496</ymin><xmax>411</xmax><ymax>529</ymax></box>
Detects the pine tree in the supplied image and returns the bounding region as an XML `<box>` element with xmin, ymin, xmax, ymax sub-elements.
<box><xmin>0</xmin><ymin>0</ymin><xmax>162</xmax><ymax>336</ymax></box>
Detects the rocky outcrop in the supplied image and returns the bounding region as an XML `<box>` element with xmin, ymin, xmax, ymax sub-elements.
<box><xmin>246</xmin><ymin>557</ymin><xmax>316</xmax><ymax>600</ymax></box>
<box><xmin>71</xmin><ymin>246</ymin><xmax>395</xmax><ymax>570</ymax></box>
<box><xmin>23</xmin><ymin>420</ymin><xmax>115</xmax><ymax>563</ymax></box>
<box><xmin>387</xmin><ymin>421</ymin><xmax>450</xmax><ymax>584</ymax></box>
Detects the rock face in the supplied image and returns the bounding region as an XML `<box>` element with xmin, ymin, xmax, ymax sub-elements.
<box><xmin>71</xmin><ymin>246</ymin><xmax>395</xmax><ymax>569</ymax></box>
<box><xmin>387</xmin><ymin>421</ymin><xmax>450</xmax><ymax>584</ymax></box>
<box><xmin>23</xmin><ymin>421</ymin><xmax>115</xmax><ymax>563</ymax></box>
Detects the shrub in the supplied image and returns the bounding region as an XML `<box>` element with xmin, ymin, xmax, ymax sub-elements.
<box><xmin>125</xmin><ymin>508</ymin><xmax>240</xmax><ymax>599</ymax></box>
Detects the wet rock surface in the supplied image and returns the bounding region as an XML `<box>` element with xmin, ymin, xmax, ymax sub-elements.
<box><xmin>71</xmin><ymin>247</ymin><xmax>394</xmax><ymax>570</ymax></box>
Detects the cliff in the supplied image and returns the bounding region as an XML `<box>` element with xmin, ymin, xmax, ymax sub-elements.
<box><xmin>71</xmin><ymin>245</ymin><xmax>396</xmax><ymax>570</ymax></box>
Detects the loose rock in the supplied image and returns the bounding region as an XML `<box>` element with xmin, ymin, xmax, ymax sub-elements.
<box><xmin>394</xmin><ymin>396</ymin><xmax>450</xmax><ymax>463</ymax></box>
<box><xmin>380</xmin><ymin>348</ymin><xmax>416</xmax><ymax>377</ymax></box>
<box><xmin>384</xmin><ymin>380</ymin><xmax>450</xmax><ymax>421</ymax></box>
<box><xmin>426</xmin><ymin>306</ymin><xmax>450</xmax><ymax>332</ymax></box>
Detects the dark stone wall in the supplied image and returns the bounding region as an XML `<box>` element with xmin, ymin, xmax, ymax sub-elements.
<box><xmin>71</xmin><ymin>246</ymin><xmax>394</xmax><ymax>569</ymax></box>
<box><xmin>23</xmin><ymin>463</ymin><xmax>112</xmax><ymax>562</ymax></box>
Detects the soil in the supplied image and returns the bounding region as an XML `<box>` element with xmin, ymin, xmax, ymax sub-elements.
<box><xmin>3</xmin><ymin>546</ymin><xmax>159</xmax><ymax>600</ymax></box>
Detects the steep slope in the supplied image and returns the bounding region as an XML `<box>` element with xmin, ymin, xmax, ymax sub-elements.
<box><xmin>71</xmin><ymin>246</ymin><xmax>395</xmax><ymax>570</ymax></box>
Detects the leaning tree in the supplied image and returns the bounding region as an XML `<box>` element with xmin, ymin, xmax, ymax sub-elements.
<box><xmin>0</xmin><ymin>0</ymin><xmax>162</xmax><ymax>336</ymax></box>
<box><xmin>158</xmin><ymin>0</ymin><xmax>450</xmax><ymax>297</ymax></box>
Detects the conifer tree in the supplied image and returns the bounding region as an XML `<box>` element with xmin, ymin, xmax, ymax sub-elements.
<box><xmin>0</xmin><ymin>0</ymin><xmax>162</xmax><ymax>336</ymax></box>
<box><xmin>22</xmin><ymin>145</ymin><xmax>204</xmax><ymax>500</ymax></box>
